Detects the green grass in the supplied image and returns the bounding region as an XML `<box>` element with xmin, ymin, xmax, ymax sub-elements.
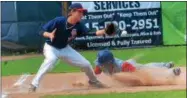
<box><xmin>2</xmin><ymin>46</ymin><xmax>186</xmax><ymax>76</ymax></box>
<box><xmin>162</xmin><ymin>2</ymin><xmax>186</xmax><ymax>45</ymax></box>
<box><xmin>43</xmin><ymin>90</ymin><xmax>186</xmax><ymax>98</ymax></box>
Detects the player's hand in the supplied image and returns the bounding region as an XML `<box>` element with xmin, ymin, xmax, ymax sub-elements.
<box><xmin>49</xmin><ymin>28</ymin><xmax>56</xmax><ymax>42</ymax></box>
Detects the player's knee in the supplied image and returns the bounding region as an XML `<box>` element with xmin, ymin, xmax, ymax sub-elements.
<box><xmin>80</xmin><ymin>62</ymin><xmax>92</xmax><ymax>73</ymax></box>
<box><xmin>44</xmin><ymin>57</ymin><xmax>58</xmax><ymax>64</ymax></box>
<box><xmin>81</xmin><ymin>60</ymin><xmax>92</xmax><ymax>68</ymax></box>
<box><xmin>83</xmin><ymin>61</ymin><xmax>91</xmax><ymax>67</ymax></box>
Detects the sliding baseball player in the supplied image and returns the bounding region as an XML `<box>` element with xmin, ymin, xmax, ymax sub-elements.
<box><xmin>94</xmin><ymin>49</ymin><xmax>181</xmax><ymax>76</ymax></box>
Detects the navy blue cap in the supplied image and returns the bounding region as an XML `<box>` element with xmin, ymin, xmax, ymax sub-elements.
<box><xmin>69</xmin><ymin>3</ymin><xmax>87</xmax><ymax>14</ymax></box>
<box><xmin>97</xmin><ymin>49</ymin><xmax>115</xmax><ymax>65</ymax></box>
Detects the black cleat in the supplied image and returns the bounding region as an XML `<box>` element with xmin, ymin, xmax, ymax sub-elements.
<box><xmin>28</xmin><ymin>84</ymin><xmax>37</xmax><ymax>92</ymax></box>
<box><xmin>173</xmin><ymin>68</ymin><xmax>181</xmax><ymax>76</ymax></box>
<box><xmin>88</xmin><ymin>80</ymin><xmax>108</xmax><ymax>88</ymax></box>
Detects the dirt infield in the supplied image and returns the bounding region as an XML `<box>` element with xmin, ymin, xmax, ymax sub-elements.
<box><xmin>2</xmin><ymin>67</ymin><xmax>186</xmax><ymax>98</ymax></box>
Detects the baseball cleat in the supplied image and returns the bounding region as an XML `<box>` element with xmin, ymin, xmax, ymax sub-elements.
<box><xmin>88</xmin><ymin>80</ymin><xmax>108</xmax><ymax>88</ymax></box>
<box><xmin>28</xmin><ymin>84</ymin><xmax>37</xmax><ymax>92</ymax></box>
<box><xmin>173</xmin><ymin>67</ymin><xmax>181</xmax><ymax>76</ymax></box>
<box><xmin>165</xmin><ymin>62</ymin><xmax>174</xmax><ymax>68</ymax></box>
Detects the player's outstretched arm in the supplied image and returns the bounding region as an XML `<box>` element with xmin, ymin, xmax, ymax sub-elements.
<box><xmin>96</xmin><ymin>23</ymin><xmax>116</xmax><ymax>36</ymax></box>
<box><xmin>95</xmin><ymin>29</ymin><xmax>105</xmax><ymax>36</ymax></box>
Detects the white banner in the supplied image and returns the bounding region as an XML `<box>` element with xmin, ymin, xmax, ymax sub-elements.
<box><xmin>72</xmin><ymin>1</ymin><xmax>160</xmax><ymax>12</ymax></box>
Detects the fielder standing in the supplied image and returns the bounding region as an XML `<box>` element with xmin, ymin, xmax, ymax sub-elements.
<box><xmin>29</xmin><ymin>3</ymin><xmax>114</xmax><ymax>92</ymax></box>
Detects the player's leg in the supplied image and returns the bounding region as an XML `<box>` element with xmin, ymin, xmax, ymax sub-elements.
<box><xmin>144</xmin><ymin>62</ymin><xmax>174</xmax><ymax>69</ymax></box>
<box><xmin>142</xmin><ymin>62</ymin><xmax>180</xmax><ymax>76</ymax></box>
<box><xmin>30</xmin><ymin>43</ymin><xmax>59</xmax><ymax>91</ymax></box>
<box><xmin>59</xmin><ymin>45</ymin><xmax>106</xmax><ymax>88</ymax></box>
<box><xmin>125</xmin><ymin>59</ymin><xmax>174</xmax><ymax>70</ymax></box>
<box><xmin>159</xmin><ymin>67</ymin><xmax>181</xmax><ymax>80</ymax></box>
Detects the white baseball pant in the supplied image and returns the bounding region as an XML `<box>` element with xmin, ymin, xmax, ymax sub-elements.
<box><xmin>126</xmin><ymin>59</ymin><xmax>172</xmax><ymax>69</ymax></box>
<box><xmin>31</xmin><ymin>43</ymin><xmax>97</xmax><ymax>88</ymax></box>
<box><xmin>125</xmin><ymin>59</ymin><xmax>176</xmax><ymax>76</ymax></box>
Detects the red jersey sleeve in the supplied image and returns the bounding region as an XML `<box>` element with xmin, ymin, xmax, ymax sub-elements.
<box><xmin>122</xmin><ymin>62</ymin><xmax>136</xmax><ymax>72</ymax></box>
<box><xmin>94</xmin><ymin>66</ymin><xmax>102</xmax><ymax>75</ymax></box>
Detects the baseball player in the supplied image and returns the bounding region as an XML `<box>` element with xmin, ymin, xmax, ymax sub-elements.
<box><xmin>94</xmin><ymin>49</ymin><xmax>181</xmax><ymax>76</ymax></box>
<box><xmin>29</xmin><ymin>3</ymin><xmax>115</xmax><ymax>92</ymax></box>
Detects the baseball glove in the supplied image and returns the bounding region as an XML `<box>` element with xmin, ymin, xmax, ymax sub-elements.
<box><xmin>105</xmin><ymin>23</ymin><xmax>116</xmax><ymax>35</ymax></box>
